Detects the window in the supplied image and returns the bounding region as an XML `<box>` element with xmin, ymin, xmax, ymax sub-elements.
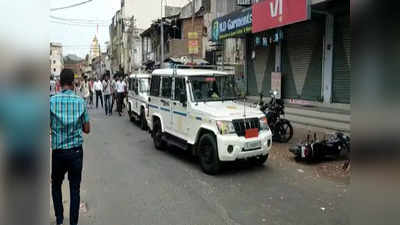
<box><xmin>174</xmin><ymin>78</ymin><xmax>186</xmax><ymax>101</ymax></box>
<box><xmin>128</xmin><ymin>78</ymin><xmax>134</xmax><ymax>91</ymax></box>
<box><xmin>150</xmin><ymin>76</ymin><xmax>161</xmax><ymax>96</ymax></box>
<box><xmin>161</xmin><ymin>77</ymin><xmax>172</xmax><ymax>98</ymax></box>
<box><xmin>134</xmin><ymin>79</ymin><xmax>138</xmax><ymax>95</ymax></box>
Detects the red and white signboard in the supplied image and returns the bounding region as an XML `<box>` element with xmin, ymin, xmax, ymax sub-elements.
<box><xmin>252</xmin><ymin>0</ymin><xmax>310</xmax><ymax>33</ymax></box>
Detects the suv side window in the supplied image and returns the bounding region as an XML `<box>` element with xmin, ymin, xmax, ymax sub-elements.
<box><xmin>161</xmin><ymin>77</ymin><xmax>172</xmax><ymax>98</ymax></box>
<box><xmin>174</xmin><ymin>77</ymin><xmax>186</xmax><ymax>101</ymax></box>
<box><xmin>134</xmin><ymin>78</ymin><xmax>139</xmax><ymax>95</ymax></box>
<box><xmin>150</xmin><ymin>75</ymin><xmax>161</xmax><ymax>96</ymax></box>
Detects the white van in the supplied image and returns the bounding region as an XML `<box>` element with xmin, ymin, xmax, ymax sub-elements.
<box><xmin>147</xmin><ymin>68</ymin><xmax>273</xmax><ymax>174</ymax></box>
<box><xmin>126</xmin><ymin>73</ymin><xmax>151</xmax><ymax>130</ymax></box>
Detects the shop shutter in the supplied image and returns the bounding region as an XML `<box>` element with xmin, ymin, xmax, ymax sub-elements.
<box><xmin>281</xmin><ymin>15</ymin><xmax>324</xmax><ymax>101</ymax></box>
<box><xmin>246</xmin><ymin>35</ymin><xmax>275</xmax><ymax>96</ymax></box>
<box><xmin>332</xmin><ymin>15</ymin><xmax>351</xmax><ymax>104</ymax></box>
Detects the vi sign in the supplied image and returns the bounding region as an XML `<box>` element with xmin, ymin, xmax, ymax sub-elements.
<box><xmin>252</xmin><ymin>0</ymin><xmax>310</xmax><ymax>33</ymax></box>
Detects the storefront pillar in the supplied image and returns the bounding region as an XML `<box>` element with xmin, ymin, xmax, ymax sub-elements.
<box><xmin>275</xmin><ymin>42</ymin><xmax>281</xmax><ymax>72</ymax></box>
<box><xmin>322</xmin><ymin>13</ymin><xmax>334</xmax><ymax>104</ymax></box>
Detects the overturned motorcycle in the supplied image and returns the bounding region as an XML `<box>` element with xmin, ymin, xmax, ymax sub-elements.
<box><xmin>289</xmin><ymin>132</ymin><xmax>350</xmax><ymax>162</ymax></box>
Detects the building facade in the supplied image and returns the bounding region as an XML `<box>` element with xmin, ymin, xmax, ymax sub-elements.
<box><xmin>64</xmin><ymin>54</ymin><xmax>84</xmax><ymax>80</ymax></box>
<box><xmin>210</xmin><ymin>0</ymin><xmax>351</xmax><ymax>105</ymax></box>
<box><xmin>50</xmin><ymin>42</ymin><xmax>64</xmax><ymax>79</ymax></box>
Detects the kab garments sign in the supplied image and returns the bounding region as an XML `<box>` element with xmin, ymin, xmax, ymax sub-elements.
<box><xmin>212</xmin><ymin>7</ymin><xmax>252</xmax><ymax>41</ymax></box>
<box><xmin>252</xmin><ymin>0</ymin><xmax>310</xmax><ymax>33</ymax></box>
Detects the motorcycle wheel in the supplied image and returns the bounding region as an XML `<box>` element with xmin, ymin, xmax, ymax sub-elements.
<box><xmin>278</xmin><ymin>120</ymin><xmax>293</xmax><ymax>143</ymax></box>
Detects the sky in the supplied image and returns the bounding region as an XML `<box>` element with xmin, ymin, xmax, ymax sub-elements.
<box><xmin>50</xmin><ymin>0</ymin><xmax>189</xmax><ymax>58</ymax></box>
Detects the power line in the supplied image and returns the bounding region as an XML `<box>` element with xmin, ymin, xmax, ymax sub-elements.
<box><xmin>50</xmin><ymin>20</ymin><xmax>109</xmax><ymax>27</ymax></box>
<box><xmin>50</xmin><ymin>15</ymin><xmax>109</xmax><ymax>24</ymax></box>
<box><xmin>51</xmin><ymin>0</ymin><xmax>94</xmax><ymax>11</ymax></box>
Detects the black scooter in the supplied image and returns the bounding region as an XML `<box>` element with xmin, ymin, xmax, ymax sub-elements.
<box><xmin>259</xmin><ymin>91</ymin><xmax>293</xmax><ymax>143</ymax></box>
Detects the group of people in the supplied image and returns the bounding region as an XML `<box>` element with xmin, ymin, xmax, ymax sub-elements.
<box><xmin>52</xmin><ymin>72</ymin><xmax>128</xmax><ymax>116</ymax></box>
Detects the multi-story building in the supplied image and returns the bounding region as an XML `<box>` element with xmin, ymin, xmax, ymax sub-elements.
<box><xmin>50</xmin><ymin>42</ymin><xmax>64</xmax><ymax>79</ymax></box>
<box><xmin>64</xmin><ymin>54</ymin><xmax>84</xmax><ymax>80</ymax></box>
<box><xmin>209</xmin><ymin>0</ymin><xmax>350</xmax><ymax>106</ymax></box>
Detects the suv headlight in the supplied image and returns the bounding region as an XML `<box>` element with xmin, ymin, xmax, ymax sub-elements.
<box><xmin>259</xmin><ymin>117</ymin><xmax>270</xmax><ymax>131</ymax></box>
<box><xmin>216</xmin><ymin>121</ymin><xmax>236</xmax><ymax>135</ymax></box>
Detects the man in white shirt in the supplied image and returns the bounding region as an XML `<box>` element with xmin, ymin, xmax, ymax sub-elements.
<box><xmin>102</xmin><ymin>75</ymin><xmax>112</xmax><ymax>116</ymax></box>
<box><xmin>94</xmin><ymin>78</ymin><xmax>103</xmax><ymax>108</ymax></box>
<box><xmin>115</xmin><ymin>75</ymin><xmax>127</xmax><ymax>116</ymax></box>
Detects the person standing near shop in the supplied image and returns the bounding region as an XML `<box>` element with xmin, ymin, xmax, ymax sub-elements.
<box><xmin>103</xmin><ymin>75</ymin><xmax>112</xmax><ymax>116</ymax></box>
<box><xmin>115</xmin><ymin>75</ymin><xmax>127</xmax><ymax>116</ymax></box>
<box><xmin>50</xmin><ymin>68</ymin><xmax>90</xmax><ymax>225</ymax></box>
<box><xmin>94</xmin><ymin>78</ymin><xmax>103</xmax><ymax>108</ymax></box>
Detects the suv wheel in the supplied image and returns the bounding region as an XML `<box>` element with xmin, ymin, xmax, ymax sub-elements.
<box><xmin>128</xmin><ymin>104</ymin><xmax>135</xmax><ymax>122</ymax></box>
<box><xmin>153</xmin><ymin>120</ymin><xmax>164</xmax><ymax>150</ymax></box>
<box><xmin>198</xmin><ymin>134</ymin><xmax>220</xmax><ymax>175</ymax></box>
<box><xmin>251</xmin><ymin>154</ymin><xmax>269</xmax><ymax>166</ymax></box>
<box><xmin>140</xmin><ymin>108</ymin><xmax>147</xmax><ymax>130</ymax></box>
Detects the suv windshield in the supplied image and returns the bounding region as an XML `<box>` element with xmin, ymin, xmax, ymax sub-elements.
<box><xmin>190</xmin><ymin>75</ymin><xmax>238</xmax><ymax>102</ymax></box>
<box><xmin>139</xmin><ymin>78</ymin><xmax>150</xmax><ymax>93</ymax></box>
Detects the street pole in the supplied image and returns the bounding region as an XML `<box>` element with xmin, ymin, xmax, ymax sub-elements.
<box><xmin>191</xmin><ymin>0</ymin><xmax>195</xmax><ymax>67</ymax></box>
<box><xmin>160</xmin><ymin>0</ymin><xmax>164</xmax><ymax>68</ymax></box>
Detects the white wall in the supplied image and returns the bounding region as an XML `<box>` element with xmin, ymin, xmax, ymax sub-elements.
<box><xmin>50</xmin><ymin>46</ymin><xmax>63</xmax><ymax>77</ymax></box>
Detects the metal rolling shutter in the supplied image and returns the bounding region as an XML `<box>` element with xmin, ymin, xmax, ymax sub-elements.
<box><xmin>332</xmin><ymin>15</ymin><xmax>351</xmax><ymax>104</ymax></box>
<box><xmin>246</xmin><ymin>36</ymin><xmax>275</xmax><ymax>96</ymax></box>
<box><xmin>282</xmin><ymin>15</ymin><xmax>324</xmax><ymax>101</ymax></box>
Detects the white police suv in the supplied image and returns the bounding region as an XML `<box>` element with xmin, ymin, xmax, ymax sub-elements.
<box><xmin>147</xmin><ymin>68</ymin><xmax>272</xmax><ymax>174</ymax></box>
<box><xmin>126</xmin><ymin>73</ymin><xmax>151</xmax><ymax>130</ymax></box>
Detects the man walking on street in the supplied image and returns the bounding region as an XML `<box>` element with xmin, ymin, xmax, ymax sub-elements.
<box><xmin>110</xmin><ymin>74</ymin><xmax>117</xmax><ymax>115</ymax></box>
<box><xmin>50</xmin><ymin>69</ymin><xmax>90</xmax><ymax>225</ymax></box>
<box><xmin>116</xmin><ymin>75</ymin><xmax>127</xmax><ymax>116</ymax></box>
<box><xmin>94</xmin><ymin>78</ymin><xmax>103</xmax><ymax>108</ymax></box>
<box><xmin>103</xmin><ymin>75</ymin><xmax>112</xmax><ymax>116</ymax></box>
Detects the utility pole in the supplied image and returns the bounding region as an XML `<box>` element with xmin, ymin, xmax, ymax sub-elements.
<box><xmin>160</xmin><ymin>0</ymin><xmax>164</xmax><ymax>68</ymax></box>
<box><xmin>191</xmin><ymin>0</ymin><xmax>195</xmax><ymax>67</ymax></box>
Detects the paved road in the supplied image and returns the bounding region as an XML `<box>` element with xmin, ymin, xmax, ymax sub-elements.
<box><xmin>51</xmin><ymin>108</ymin><xmax>349</xmax><ymax>225</ymax></box>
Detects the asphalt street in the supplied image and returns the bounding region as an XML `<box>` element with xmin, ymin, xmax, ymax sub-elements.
<box><xmin>50</xmin><ymin>107</ymin><xmax>349</xmax><ymax>225</ymax></box>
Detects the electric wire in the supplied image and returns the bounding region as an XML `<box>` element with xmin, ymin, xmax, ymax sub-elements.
<box><xmin>51</xmin><ymin>0</ymin><xmax>94</xmax><ymax>11</ymax></box>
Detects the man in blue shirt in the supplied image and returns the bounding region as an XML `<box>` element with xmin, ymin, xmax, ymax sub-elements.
<box><xmin>50</xmin><ymin>69</ymin><xmax>90</xmax><ymax>225</ymax></box>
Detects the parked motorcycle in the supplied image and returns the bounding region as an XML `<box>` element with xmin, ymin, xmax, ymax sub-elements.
<box><xmin>259</xmin><ymin>91</ymin><xmax>293</xmax><ymax>143</ymax></box>
<box><xmin>289</xmin><ymin>132</ymin><xmax>350</xmax><ymax>162</ymax></box>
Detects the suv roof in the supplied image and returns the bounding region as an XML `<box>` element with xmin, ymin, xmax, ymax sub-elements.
<box><xmin>129</xmin><ymin>73</ymin><xmax>151</xmax><ymax>79</ymax></box>
<box><xmin>152</xmin><ymin>69</ymin><xmax>232</xmax><ymax>77</ymax></box>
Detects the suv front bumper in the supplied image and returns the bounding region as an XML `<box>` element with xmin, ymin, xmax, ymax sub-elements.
<box><xmin>217</xmin><ymin>130</ymin><xmax>273</xmax><ymax>161</ymax></box>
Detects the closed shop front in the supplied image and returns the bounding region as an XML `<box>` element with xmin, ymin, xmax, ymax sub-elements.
<box><xmin>246</xmin><ymin>34</ymin><xmax>276</xmax><ymax>96</ymax></box>
<box><xmin>332</xmin><ymin>14</ymin><xmax>351</xmax><ymax>103</ymax></box>
<box><xmin>281</xmin><ymin>14</ymin><xmax>325</xmax><ymax>101</ymax></box>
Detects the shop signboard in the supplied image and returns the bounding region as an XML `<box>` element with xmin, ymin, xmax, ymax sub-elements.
<box><xmin>188</xmin><ymin>32</ymin><xmax>198</xmax><ymax>40</ymax></box>
<box><xmin>252</xmin><ymin>0</ymin><xmax>310</xmax><ymax>33</ymax></box>
<box><xmin>212</xmin><ymin>7</ymin><xmax>252</xmax><ymax>42</ymax></box>
<box><xmin>188</xmin><ymin>40</ymin><xmax>199</xmax><ymax>54</ymax></box>
<box><xmin>237</xmin><ymin>0</ymin><xmax>251</xmax><ymax>6</ymax></box>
